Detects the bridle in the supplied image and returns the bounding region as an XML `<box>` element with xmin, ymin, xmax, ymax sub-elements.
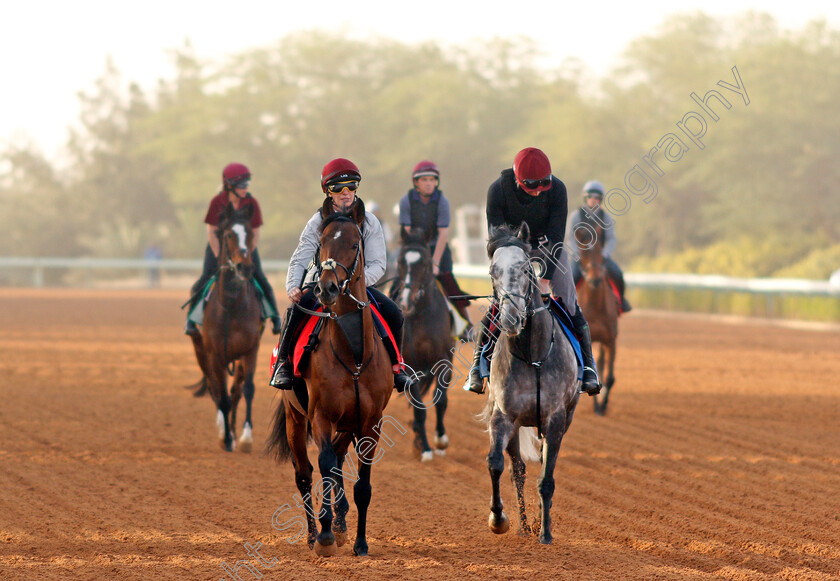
<box><xmin>296</xmin><ymin>221</ymin><xmax>370</xmax><ymax>319</ymax></box>
<box><xmin>494</xmin><ymin>255</ymin><xmax>548</xmax><ymax>320</ymax></box>
<box><xmin>399</xmin><ymin>244</ymin><xmax>435</xmax><ymax>313</ymax></box>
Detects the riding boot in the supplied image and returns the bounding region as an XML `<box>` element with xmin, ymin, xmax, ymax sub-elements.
<box><xmin>269</xmin><ymin>308</ymin><xmax>299</xmax><ymax>390</ymax></box>
<box><xmin>620</xmin><ymin>295</ymin><xmax>633</xmax><ymax>313</ymax></box>
<box><xmin>571</xmin><ymin>307</ymin><xmax>601</xmax><ymax>396</ymax></box>
<box><xmin>184</xmin><ymin>294</ymin><xmax>201</xmax><ymax>336</ymax></box>
<box><xmin>463</xmin><ymin>342</ymin><xmax>486</xmax><ymax>394</ymax></box>
<box><xmin>463</xmin><ymin>311</ymin><xmax>493</xmax><ymax>394</ymax></box>
<box><xmin>393</xmin><ymin>369</ymin><xmax>416</xmax><ymax>393</ymax></box>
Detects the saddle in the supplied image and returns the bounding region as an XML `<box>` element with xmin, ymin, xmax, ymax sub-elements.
<box><xmin>479</xmin><ymin>298</ymin><xmax>583</xmax><ymax>382</ymax></box>
<box><xmin>268</xmin><ymin>300</ymin><xmax>403</xmax><ymax>382</ymax></box>
<box><xmin>187</xmin><ymin>275</ymin><xmax>278</xmax><ymax>326</ymax></box>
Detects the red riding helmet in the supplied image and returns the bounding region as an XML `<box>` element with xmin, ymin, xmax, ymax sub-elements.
<box><xmin>320</xmin><ymin>158</ymin><xmax>361</xmax><ymax>193</ymax></box>
<box><xmin>412</xmin><ymin>160</ymin><xmax>440</xmax><ymax>181</ymax></box>
<box><xmin>222</xmin><ymin>162</ymin><xmax>251</xmax><ymax>189</ymax></box>
<box><xmin>513</xmin><ymin>147</ymin><xmax>552</xmax><ymax>192</ymax></box>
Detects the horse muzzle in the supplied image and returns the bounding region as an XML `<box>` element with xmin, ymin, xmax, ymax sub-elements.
<box><xmin>315</xmin><ymin>280</ymin><xmax>340</xmax><ymax>306</ymax></box>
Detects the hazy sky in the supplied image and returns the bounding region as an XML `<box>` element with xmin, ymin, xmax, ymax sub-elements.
<box><xmin>4</xmin><ymin>0</ymin><xmax>835</xmax><ymax>160</ymax></box>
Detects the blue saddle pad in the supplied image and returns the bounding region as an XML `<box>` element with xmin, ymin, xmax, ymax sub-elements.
<box><xmin>479</xmin><ymin>299</ymin><xmax>583</xmax><ymax>382</ymax></box>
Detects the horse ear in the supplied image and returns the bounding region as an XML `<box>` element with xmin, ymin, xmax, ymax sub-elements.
<box><xmin>243</xmin><ymin>203</ymin><xmax>254</xmax><ymax>221</ymax></box>
<box><xmin>400</xmin><ymin>226</ymin><xmax>410</xmax><ymax>242</ymax></box>
<box><xmin>224</xmin><ymin>202</ymin><xmax>235</xmax><ymax>219</ymax></box>
<box><xmin>517</xmin><ymin>221</ymin><xmax>530</xmax><ymax>242</ymax></box>
<box><xmin>352</xmin><ymin>197</ymin><xmax>366</xmax><ymax>226</ymax></box>
<box><xmin>320</xmin><ymin>196</ymin><xmax>333</xmax><ymax>219</ymax></box>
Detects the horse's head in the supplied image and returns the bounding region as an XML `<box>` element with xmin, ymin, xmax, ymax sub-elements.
<box><xmin>315</xmin><ymin>201</ymin><xmax>366</xmax><ymax>308</ymax></box>
<box><xmin>488</xmin><ymin>223</ymin><xmax>535</xmax><ymax>336</ymax></box>
<box><xmin>396</xmin><ymin>228</ymin><xmax>434</xmax><ymax>315</ymax></box>
<box><xmin>217</xmin><ymin>203</ymin><xmax>255</xmax><ymax>282</ymax></box>
<box><xmin>574</xmin><ymin>211</ymin><xmax>606</xmax><ymax>288</ymax></box>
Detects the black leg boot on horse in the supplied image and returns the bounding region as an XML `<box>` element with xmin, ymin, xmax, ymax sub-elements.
<box><xmin>570</xmin><ymin>305</ymin><xmax>602</xmax><ymax>396</ymax></box>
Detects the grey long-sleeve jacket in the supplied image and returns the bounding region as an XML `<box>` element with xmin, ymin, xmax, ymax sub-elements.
<box><xmin>564</xmin><ymin>206</ymin><xmax>616</xmax><ymax>259</ymax></box>
<box><xmin>285</xmin><ymin>210</ymin><xmax>387</xmax><ymax>293</ymax></box>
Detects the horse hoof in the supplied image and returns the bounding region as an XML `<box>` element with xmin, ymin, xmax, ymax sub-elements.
<box><xmin>314</xmin><ymin>540</ymin><xmax>337</xmax><ymax>557</ymax></box>
<box><xmin>539</xmin><ymin>534</ymin><xmax>553</xmax><ymax>545</ymax></box>
<box><xmin>420</xmin><ymin>451</ymin><xmax>434</xmax><ymax>462</ymax></box>
<box><xmin>434</xmin><ymin>434</ymin><xmax>449</xmax><ymax>450</ymax></box>
<box><xmin>353</xmin><ymin>540</ymin><xmax>369</xmax><ymax>557</ymax></box>
<box><xmin>434</xmin><ymin>448</ymin><xmax>446</xmax><ymax>457</ymax></box>
<box><xmin>238</xmin><ymin>425</ymin><xmax>253</xmax><ymax>453</ymax></box>
<box><xmin>334</xmin><ymin>531</ymin><xmax>347</xmax><ymax>548</ymax></box>
<box><xmin>488</xmin><ymin>511</ymin><xmax>510</xmax><ymax>534</ymax></box>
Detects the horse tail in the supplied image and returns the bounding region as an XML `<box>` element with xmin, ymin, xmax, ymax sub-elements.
<box><xmin>518</xmin><ymin>427</ymin><xmax>542</xmax><ymax>462</ymax></box>
<box><xmin>264</xmin><ymin>398</ymin><xmax>294</xmax><ymax>463</ymax></box>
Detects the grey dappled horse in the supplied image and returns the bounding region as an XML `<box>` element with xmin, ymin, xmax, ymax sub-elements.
<box><xmin>480</xmin><ymin>223</ymin><xmax>580</xmax><ymax>545</ymax></box>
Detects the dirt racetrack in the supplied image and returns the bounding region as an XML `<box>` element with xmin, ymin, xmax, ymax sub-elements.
<box><xmin>1</xmin><ymin>288</ymin><xmax>839</xmax><ymax>580</ymax></box>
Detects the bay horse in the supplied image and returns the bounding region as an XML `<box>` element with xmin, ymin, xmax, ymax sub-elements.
<box><xmin>189</xmin><ymin>203</ymin><xmax>263</xmax><ymax>452</ymax></box>
<box><xmin>394</xmin><ymin>229</ymin><xmax>453</xmax><ymax>462</ymax></box>
<box><xmin>573</xmin><ymin>210</ymin><xmax>619</xmax><ymax>416</ymax></box>
<box><xmin>481</xmin><ymin>223</ymin><xmax>580</xmax><ymax>545</ymax></box>
<box><xmin>266</xmin><ymin>203</ymin><xmax>393</xmax><ymax>557</ymax></box>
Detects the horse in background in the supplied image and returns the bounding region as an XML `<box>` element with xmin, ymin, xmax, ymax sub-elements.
<box><xmin>573</xmin><ymin>210</ymin><xmax>619</xmax><ymax>416</ymax></box>
<box><xmin>189</xmin><ymin>203</ymin><xmax>263</xmax><ymax>452</ymax></box>
<box><xmin>265</xmin><ymin>203</ymin><xmax>394</xmax><ymax>557</ymax></box>
<box><xmin>393</xmin><ymin>228</ymin><xmax>453</xmax><ymax>462</ymax></box>
<box><xmin>481</xmin><ymin>223</ymin><xmax>581</xmax><ymax>545</ymax></box>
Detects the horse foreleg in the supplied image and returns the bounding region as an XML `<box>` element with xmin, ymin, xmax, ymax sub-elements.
<box><xmin>536</xmin><ymin>413</ymin><xmax>567</xmax><ymax>545</ymax></box>
<box><xmin>312</xmin><ymin>418</ymin><xmax>339</xmax><ymax>557</ymax></box>
<box><xmin>229</xmin><ymin>362</ymin><xmax>244</xmax><ymax>444</ymax></box>
<box><xmin>505</xmin><ymin>431</ymin><xmax>531</xmax><ymax>536</ymax></box>
<box><xmin>487</xmin><ymin>408</ymin><xmax>514</xmax><ymax>535</ymax></box>
<box><xmin>331</xmin><ymin>432</ymin><xmax>354</xmax><ymax>547</ymax></box>
<box><xmin>238</xmin><ymin>350</ymin><xmax>258</xmax><ymax>453</ymax></box>
<box><xmin>410</xmin><ymin>378</ymin><xmax>433</xmax><ymax>462</ymax></box>
<box><xmin>206</xmin><ymin>355</ymin><xmax>233</xmax><ymax>452</ymax></box>
<box><xmin>352</xmin><ymin>435</ymin><xmax>378</xmax><ymax>557</ymax></box>
<box><xmin>433</xmin><ymin>376</ymin><xmax>449</xmax><ymax>454</ymax></box>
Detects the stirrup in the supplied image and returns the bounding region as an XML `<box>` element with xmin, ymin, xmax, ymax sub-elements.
<box><xmin>394</xmin><ymin>370</ymin><xmax>416</xmax><ymax>393</ymax></box>
<box><xmin>463</xmin><ymin>367</ymin><xmax>486</xmax><ymax>394</ymax></box>
<box><xmin>184</xmin><ymin>320</ymin><xmax>200</xmax><ymax>336</ymax></box>
<box><xmin>580</xmin><ymin>367</ymin><xmax>601</xmax><ymax>396</ymax></box>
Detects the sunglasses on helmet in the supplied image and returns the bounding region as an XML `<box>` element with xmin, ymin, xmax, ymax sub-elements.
<box><xmin>327</xmin><ymin>181</ymin><xmax>360</xmax><ymax>193</ymax></box>
<box><xmin>231</xmin><ymin>180</ymin><xmax>250</xmax><ymax>190</ymax></box>
<box><xmin>520</xmin><ymin>176</ymin><xmax>552</xmax><ymax>189</ymax></box>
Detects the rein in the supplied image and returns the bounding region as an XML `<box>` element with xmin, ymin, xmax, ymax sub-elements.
<box><xmin>497</xmin><ymin>260</ymin><xmax>554</xmax><ymax>439</ymax></box>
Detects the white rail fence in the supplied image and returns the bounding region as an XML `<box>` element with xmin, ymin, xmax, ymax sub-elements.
<box><xmin>1</xmin><ymin>257</ymin><xmax>839</xmax><ymax>298</ymax></box>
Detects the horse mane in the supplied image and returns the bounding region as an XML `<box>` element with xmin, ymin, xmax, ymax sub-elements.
<box><xmin>319</xmin><ymin>211</ymin><xmax>356</xmax><ymax>234</ymax></box>
<box><xmin>216</xmin><ymin>205</ymin><xmax>253</xmax><ymax>239</ymax></box>
<box><xmin>487</xmin><ymin>224</ymin><xmax>531</xmax><ymax>259</ymax></box>
<box><xmin>400</xmin><ymin>228</ymin><xmax>431</xmax><ymax>249</ymax></box>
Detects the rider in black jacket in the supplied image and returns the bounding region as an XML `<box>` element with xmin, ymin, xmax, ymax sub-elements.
<box><xmin>464</xmin><ymin>147</ymin><xmax>601</xmax><ymax>396</ymax></box>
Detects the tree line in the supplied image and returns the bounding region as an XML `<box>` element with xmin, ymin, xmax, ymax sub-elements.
<box><xmin>2</xmin><ymin>12</ymin><xmax>838</xmax><ymax>279</ymax></box>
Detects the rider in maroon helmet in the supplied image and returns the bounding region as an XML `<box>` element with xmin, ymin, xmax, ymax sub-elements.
<box><xmin>269</xmin><ymin>158</ymin><xmax>417</xmax><ymax>393</ymax></box>
<box><xmin>464</xmin><ymin>147</ymin><xmax>601</xmax><ymax>396</ymax></box>
<box><xmin>184</xmin><ymin>163</ymin><xmax>282</xmax><ymax>335</ymax></box>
